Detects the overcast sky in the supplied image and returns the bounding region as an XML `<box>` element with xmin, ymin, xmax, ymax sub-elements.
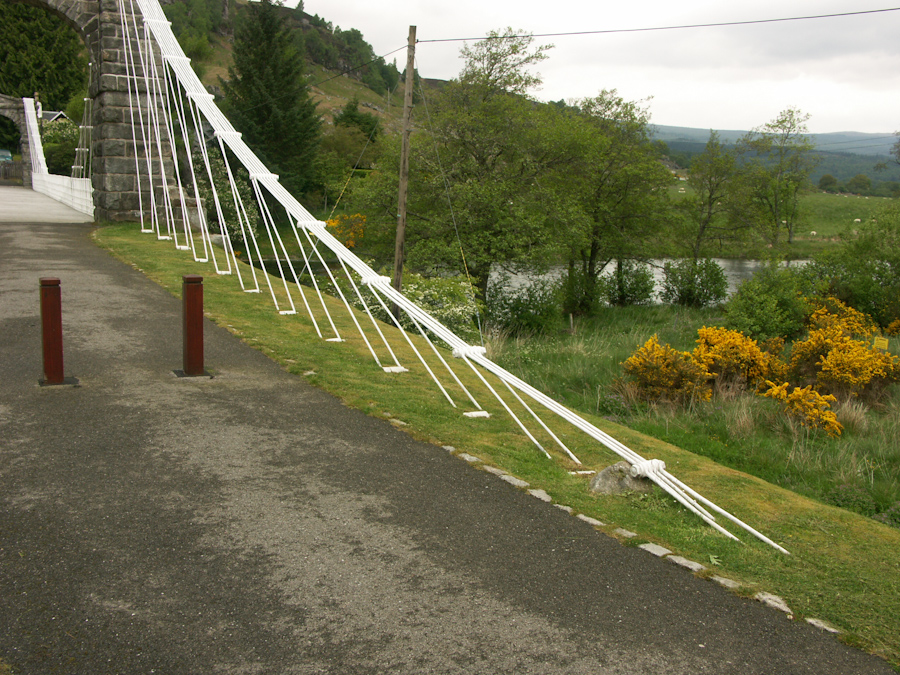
<box><xmin>298</xmin><ymin>0</ymin><xmax>900</xmax><ymax>137</ymax></box>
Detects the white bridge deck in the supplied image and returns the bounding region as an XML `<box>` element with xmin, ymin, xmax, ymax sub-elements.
<box><xmin>0</xmin><ymin>186</ymin><xmax>94</xmax><ymax>223</ymax></box>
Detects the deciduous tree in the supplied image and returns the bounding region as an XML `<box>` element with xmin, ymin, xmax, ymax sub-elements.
<box><xmin>846</xmin><ymin>173</ymin><xmax>872</xmax><ymax>195</ymax></box>
<box><xmin>818</xmin><ymin>173</ymin><xmax>838</xmax><ymax>191</ymax></box>
<box><xmin>352</xmin><ymin>29</ymin><xmax>570</xmax><ymax>298</ymax></box>
<box><xmin>673</xmin><ymin>131</ymin><xmax>746</xmax><ymax>259</ymax></box>
<box><xmin>735</xmin><ymin>107</ymin><xmax>818</xmax><ymax>245</ymax></box>
<box><xmin>561</xmin><ymin>91</ymin><xmax>673</xmax><ymax>311</ymax></box>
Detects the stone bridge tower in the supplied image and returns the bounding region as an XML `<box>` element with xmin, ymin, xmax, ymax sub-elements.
<box><xmin>8</xmin><ymin>0</ymin><xmax>153</xmax><ymax>221</ymax></box>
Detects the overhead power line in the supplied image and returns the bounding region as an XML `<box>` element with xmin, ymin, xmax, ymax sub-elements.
<box><xmin>417</xmin><ymin>7</ymin><xmax>900</xmax><ymax>44</ymax></box>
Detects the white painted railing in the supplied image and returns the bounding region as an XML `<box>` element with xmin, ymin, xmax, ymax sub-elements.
<box><xmin>22</xmin><ymin>97</ymin><xmax>94</xmax><ymax>218</ymax></box>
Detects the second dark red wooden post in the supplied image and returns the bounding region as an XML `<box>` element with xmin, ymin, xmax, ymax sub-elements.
<box><xmin>182</xmin><ymin>275</ymin><xmax>205</xmax><ymax>376</ymax></box>
<box><xmin>40</xmin><ymin>277</ymin><xmax>65</xmax><ymax>385</ymax></box>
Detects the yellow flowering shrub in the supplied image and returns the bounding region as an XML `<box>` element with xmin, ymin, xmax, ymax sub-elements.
<box><xmin>763</xmin><ymin>381</ymin><xmax>843</xmax><ymax>437</ymax></box>
<box><xmin>816</xmin><ymin>338</ymin><xmax>899</xmax><ymax>399</ymax></box>
<box><xmin>692</xmin><ymin>326</ymin><xmax>776</xmax><ymax>387</ymax></box>
<box><xmin>759</xmin><ymin>337</ymin><xmax>789</xmax><ymax>384</ymax></box>
<box><xmin>623</xmin><ymin>335</ymin><xmax>712</xmax><ymax>404</ymax></box>
<box><xmin>789</xmin><ymin>324</ymin><xmax>845</xmax><ymax>381</ymax></box>
<box><xmin>790</xmin><ymin>299</ymin><xmax>899</xmax><ymax>400</ymax></box>
<box><xmin>807</xmin><ymin>297</ymin><xmax>878</xmax><ymax>338</ymax></box>
<box><xmin>886</xmin><ymin>319</ymin><xmax>900</xmax><ymax>336</ymax></box>
<box><xmin>326</xmin><ymin>213</ymin><xmax>366</xmax><ymax>248</ymax></box>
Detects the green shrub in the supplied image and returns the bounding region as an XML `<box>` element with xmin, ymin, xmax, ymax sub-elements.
<box><xmin>325</xmin><ymin>269</ymin><xmax>484</xmax><ymax>343</ymax></box>
<box><xmin>598</xmin><ymin>259</ymin><xmax>655</xmax><ymax>307</ymax></box>
<box><xmin>487</xmin><ymin>275</ymin><xmax>561</xmax><ymax>336</ymax></box>
<box><xmin>875</xmin><ymin>503</ymin><xmax>900</xmax><ymax>528</ymax></box>
<box><xmin>725</xmin><ymin>262</ymin><xmax>812</xmax><ymax>340</ymax></box>
<box><xmin>803</xmin><ymin>256</ymin><xmax>900</xmax><ymax>330</ymax></box>
<box><xmin>801</xmin><ymin>204</ymin><xmax>900</xmax><ymax>328</ymax></box>
<box><xmin>41</xmin><ymin>118</ymin><xmax>79</xmax><ymax>175</ymax></box>
<box><xmin>660</xmin><ymin>258</ymin><xmax>727</xmax><ymax>308</ymax></box>
<box><xmin>393</xmin><ymin>273</ymin><xmax>483</xmax><ymax>342</ymax></box>
<box><xmin>561</xmin><ymin>266</ymin><xmax>601</xmax><ymax>316</ymax></box>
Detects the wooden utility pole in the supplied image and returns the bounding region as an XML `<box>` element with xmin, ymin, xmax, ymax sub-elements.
<box><xmin>391</xmin><ymin>25</ymin><xmax>416</xmax><ymax>319</ymax></box>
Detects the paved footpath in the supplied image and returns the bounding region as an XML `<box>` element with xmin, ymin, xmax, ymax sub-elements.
<box><xmin>0</xmin><ymin>190</ymin><xmax>894</xmax><ymax>673</ymax></box>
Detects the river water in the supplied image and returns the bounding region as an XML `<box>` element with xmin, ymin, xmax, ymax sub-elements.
<box><xmin>490</xmin><ymin>259</ymin><xmax>809</xmax><ymax>302</ymax></box>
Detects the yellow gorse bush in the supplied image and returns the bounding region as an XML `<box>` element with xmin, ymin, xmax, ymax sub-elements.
<box><xmin>817</xmin><ymin>338</ymin><xmax>899</xmax><ymax>398</ymax></box>
<box><xmin>326</xmin><ymin>213</ymin><xmax>366</xmax><ymax>249</ymax></box>
<box><xmin>788</xmin><ymin>299</ymin><xmax>899</xmax><ymax>400</ymax></box>
<box><xmin>621</xmin><ymin>300</ymin><xmax>894</xmax><ymax>431</ymax></box>
<box><xmin>763</xmin><ymin>381</ymin><xmax>843</xmax><ymax>437</ymax></box>
<box><xmin>789</xmin><ymin>324</ymin><xmax>845</xmax><ymax>380</ymax></box>
<box><xmin>623</xmin><ymin>335</ymin><xmax>712</xmax><ymax>404</ymax></box>
<box><xmin>808</xmin><ymin>298</ymin><xmax>879</xmax><ymax>338</ymax></box>
<box><xmin>693</xmin><ymin>326</ymin><xmax>780</xmax><ymax>387</ymax></box>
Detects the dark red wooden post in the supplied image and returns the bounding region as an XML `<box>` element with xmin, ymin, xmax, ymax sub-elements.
<box><xmin>40</xmin><ymin>277</ymin><xmax>65</xmax><ymax>385</ymax></box>
<box><xmin>182</xmin><ymin>275</ymin><xmax>205</xmax><ymax>376</ymax></box>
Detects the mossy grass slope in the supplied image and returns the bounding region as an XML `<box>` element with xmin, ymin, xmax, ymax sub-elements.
<box><xmin>95</xmin><ymin>223</ymin><xmax>900</xmax><ymax>669</ymax></box>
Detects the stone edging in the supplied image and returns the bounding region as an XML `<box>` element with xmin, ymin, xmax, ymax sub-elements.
<box><xmin>442</xmin><ymin>445</ymin><xmax>841</xmax><ymax>636</ymax></box>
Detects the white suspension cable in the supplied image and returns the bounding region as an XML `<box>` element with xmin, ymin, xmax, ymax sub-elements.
<box><xmin>187</xmin><ymin>96</ymin><xmax>232</xmax><ymax>275</ymax></box>
<box><xmin>250</xmin><ymin>175</ymin><xmax>296</xmax><ymax>313</ymax></box>
<box><xmin>127</xmin><ymin>0</ymin><xmax>789</xmax><ymax>553</ymax></box>
<box><xmin>290</xmin><ymin>220</ymin><xmax>344</xmax><ymax>341</ymax></box>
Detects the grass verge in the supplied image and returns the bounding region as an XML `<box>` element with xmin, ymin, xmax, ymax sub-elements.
<box><xmin>95</xmin><ymin>223</ymin><xmax>900</xmax><ymax>670</ymax></box>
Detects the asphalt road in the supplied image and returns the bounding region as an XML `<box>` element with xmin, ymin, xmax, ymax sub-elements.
<box><xmin>0</xmin><ymin>191</ymin><xmax>894</xmax><ymax>674</ymax></box>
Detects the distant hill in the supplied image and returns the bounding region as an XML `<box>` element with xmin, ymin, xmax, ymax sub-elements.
<box><xmin>652</xmin><ymin>124</ymin><xmax>900</xmax><ymax>191</ymax></box>
<box><xmin>652</xmin><ymin>124</ymin><xmax>896</xmax><ymax>156</ymax></box>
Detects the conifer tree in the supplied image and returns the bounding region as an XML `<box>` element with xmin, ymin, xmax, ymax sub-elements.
<box><xmin>221</xmin><ymin>0</ymin><xmax>320</xmax><ymax>197</ymax></box>
<box><xmin>0</xmin><ymin>2</ymin><xmax>87</xmax><ymax>109</ymax></box>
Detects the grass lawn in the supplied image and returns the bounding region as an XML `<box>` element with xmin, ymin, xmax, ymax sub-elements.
<box><xmin>95</xmin><ymin>223</ymin><xmax>900</xmax><ymax>670</ymax></box>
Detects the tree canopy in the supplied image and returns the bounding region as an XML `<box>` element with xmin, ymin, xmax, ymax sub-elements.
<box><xmin>351</xmin><ymin>31</ymin><xmax>673</xmax><ymax>307</ymax></box>
<box><xmin>0</xmin><ymin>3</ymin><xmax>88</xmax><ymax>110</ymax></box>
<box><xmin>735</xmin><ymin>107</ymin><xmax>818</xmax><ymax>245</ymax></box>
<box><xmin>353</xmin><ymin>30</ymin><xmax>572</xmax><ymax>297</ymax></box>
<box><xmin>562</xmin><ymin>91</ymin><xmax>673</xmax><ymax>310</ymax></box>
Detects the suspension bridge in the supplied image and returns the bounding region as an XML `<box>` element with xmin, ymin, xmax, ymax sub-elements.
<box><xmin>5</xmin><ymin>1</ymin><xmax>900</xmax><ymax>671</ymax></box>
<box><xmin>1</xmin><ymin>0</ymin><xmax>788</xmax><ymax>552</ymax></box>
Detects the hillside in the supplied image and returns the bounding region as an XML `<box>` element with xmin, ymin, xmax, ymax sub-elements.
<box><xmin>174</xmin><ymin>0</ymin><xmax>407</xmax><ymax>131</ymax></box>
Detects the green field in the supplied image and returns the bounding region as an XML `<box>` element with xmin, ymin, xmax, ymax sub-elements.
<box><xmin>666</xmin><ymin>185</ymin><xmax>894</xmax><ymax>259</ymax></box>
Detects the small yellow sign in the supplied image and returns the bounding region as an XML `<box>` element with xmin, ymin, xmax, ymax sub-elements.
<box><xmin>874</xmin><ymin>336</ymin><xmax>890</xmax><ymax>351</ymax></box>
